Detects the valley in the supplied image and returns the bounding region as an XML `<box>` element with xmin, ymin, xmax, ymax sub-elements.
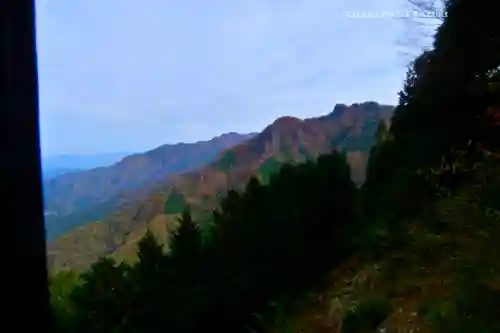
<box><xmin>47</xmin><ymin>101</ymin><xmax>394</xmax><ymax>271</ymax></box>
<box><xmin>43</xmin><ymin>132</ymin><xmax>255</xmax><ymax>239</ymax></box>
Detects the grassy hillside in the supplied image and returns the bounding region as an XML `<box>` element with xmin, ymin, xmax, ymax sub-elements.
<box><xmin>47</xmin><ymin>101</ymin><xmax>394</xmax><ymax>272</ymax></box>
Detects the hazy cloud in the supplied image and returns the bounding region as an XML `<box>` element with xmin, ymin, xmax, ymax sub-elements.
<box><xmin>37</xmin><ymin>0</ymin><xmax>412</xmax><ymax>155</ymax></box>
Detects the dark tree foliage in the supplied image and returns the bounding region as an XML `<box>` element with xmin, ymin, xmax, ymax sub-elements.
<box><xmin>53</xmin><ymin>151</ymin><xmax>358</xmax><ymax>333</ymax></box>
<box><xmin>363</xmin><ymin>0</ymin><xmax>500</xmax><ymax>223</ymax></box>
<box><xmin>212</xmin><ymin>149</ymin><xmax>237</xmax><ymax>171</ymax></box>
<box><xmin>69</xmin><ymin>258</ymin><xmax>132</xmax><ymax>333</ymax></box>
<box><xmin>169</xmin><ymin>208</ymin><xmax>202</xmax><ymax>262</ymax></box>
<box><xmin>136</xmin><ymin>230</ymin><xmax>164</xmax><ymax>272</ymax></box>
<box><xmin>163</xmin><ymin>187</ymin><xmax>188</xmax><ymax>214</ymax></box>
<box><xmin>258</xmin><ymin>157</ymin><xmax>283</xmax><ymax>184</ymax></box>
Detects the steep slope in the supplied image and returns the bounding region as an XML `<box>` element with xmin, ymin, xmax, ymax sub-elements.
<box><xmin>44</xmin><ymin>132</ymin><xmax>255</xmax><ymax>239</ymax></box>
<box><xmin>264</xmin><ymin>168</ymin><xmax>500</xmax><ymax>333</ymax></box>
<box><xmin>47</xmin><ymin>102</ymin><xmax>394</xmax><ymax>271</ymax></box>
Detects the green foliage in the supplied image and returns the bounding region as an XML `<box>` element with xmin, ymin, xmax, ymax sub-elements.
<box><xmin>50</xmin><ymin>270</ymin><xmax>82</xmax><ymax>303</ymax></box>
<box><xmin>49</xmin><ymin>270</ymin><xmax>82</xmax><ymax>333</ymax></box>
<box><xmin>213</xmin><ymin>149</ymin><xmax>237</xmax><ymax>171</ymax></box>
<box><xmin>136</xmin><ymin>230</ymin><xmax>164</xmax><ymax>272</ymax></box>
<box><xmin>258</xmin><ymin>157</ymin><xmax>283</xmax><ymax>184</ymax></box>
<box><xmin>52</xmin><ymin>151</ymin><xmax>359</xmax><ymax>333</ymax></box>
<box><xmin>163</xmin><ymin>188</ymin><xmax>187</xmax><ymax>214</ymax></box>
<box><xmin>68</xmin><ymin>258</ymin><xmax>132</xmax><ymax>333</ymax></box>
<box><xmin>341</xmin><ymin>119</ymin><xmax>380</xmax><ymax>152</ymax></box>
<box><xmin>169</xmin><ymin>209</ymin><xmax>202</xmax><ymax>261</ymax></box>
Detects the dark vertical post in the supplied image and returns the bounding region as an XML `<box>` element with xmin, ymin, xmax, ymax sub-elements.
<box><xmin>2</xmin><ymin>0</ymin><xmax>49</xmax><ymax>331</ymax></box>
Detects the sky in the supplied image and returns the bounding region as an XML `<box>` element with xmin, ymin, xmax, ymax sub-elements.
<box><xmin>36</xmin><ymin>0</ymin><xmax>427</xmax><ymax>156</ymax></box>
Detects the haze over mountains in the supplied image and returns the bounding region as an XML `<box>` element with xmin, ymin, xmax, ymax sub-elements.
<box><xmin>41</xmin><ymin>2</ymin><xmax>500</xmax><ymax>331</ymax></box>
<box><xmin>47</xmin><ymin>101</ymin><xmax>394</xmax><ymax>271</ymax></box>
<box><xmin>43</xmin><ymin>132</ymin><xmax>255</xmax><ymax>240</ymax></box>
<box><xmin>42</xmin><ymin>152</ymin><xmax>133</xmax><ymax>179</ymax></box>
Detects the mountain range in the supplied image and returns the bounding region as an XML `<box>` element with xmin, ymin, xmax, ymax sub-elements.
<box><xmin>42</xmin><ymin>152</ymin><xmax>133</xmax><ymax>173</ymax></box>
<box><xmin>43</xmin><ymin>132</ymin><xmax>255</xmax><ymax>239</ymax></box>
<box><xmin>47</xmin><ymin>101</ymin><xmax>394</xmax><ymax>271</ymax></box>
<box><xmin>43</xmin><ymin>168</ymin><xmax>85</xmax><ymax>181</ymax></box>
<box><xmin>42</xmin><ymin>153</ymin><xmax>136</xmax><ymax>181</ymax></box>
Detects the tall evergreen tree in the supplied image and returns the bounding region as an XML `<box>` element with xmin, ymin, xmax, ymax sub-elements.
<box><xmin>136</xmin><ymin>230</ymin><xmax>164</xmax><ymax>273</ymax></box>
<box><xmin>169</xmin><ymin>208</ymin><xmax>202</xmax><ymax>261</ymax></box>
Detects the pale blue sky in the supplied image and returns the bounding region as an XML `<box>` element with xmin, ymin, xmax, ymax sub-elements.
<box><xmin>36</xmin><ymin>0</ymin><xmax>418</xmax><ymax>156</ymax></box>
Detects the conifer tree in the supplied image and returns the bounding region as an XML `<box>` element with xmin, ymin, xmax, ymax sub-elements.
<box><xmin>169</xmin><ymin>208</ymin><xmax>202</xmax><ymax>261</ymax></box>
<box><xmin>136</xmin><ymin>230</ymin><xmax>164</xmax><ymax>273</ymax></box>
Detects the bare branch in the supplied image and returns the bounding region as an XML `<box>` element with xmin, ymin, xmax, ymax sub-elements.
<box><xmin>395</xmin><ymin>0</ymin><xmax>446</xmax><ymax>63</ymax></box>
<box><xmin>408</xmin><ymin>0</ymin><xmax>439</xmax><ymax>13</ymax></box>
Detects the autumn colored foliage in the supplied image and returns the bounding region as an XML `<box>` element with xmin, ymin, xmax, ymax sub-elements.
<box><xmin>48</xmin><ymin>0</ymin><xmax>500</xmax><ymax>332</ymax></box>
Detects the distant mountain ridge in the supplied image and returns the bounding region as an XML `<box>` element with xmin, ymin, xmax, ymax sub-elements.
<box><xmin>48</xmin><ymin>101</ymin><xmax>394</xmax><ymax>271</ymax></box>
<box><xmin>44</xmin><ymin>132</ymin><xmax>256</xmax><ymax>239</ymax></box>
<box><xmin>42</xmin><ymin>168</ymin><xmax>84</xmax><ymax>180</ymax></box>
<box><xmin>43</xmin><ymin>152</ymin><xmax>133</xmax><ymax>170</ymax></box>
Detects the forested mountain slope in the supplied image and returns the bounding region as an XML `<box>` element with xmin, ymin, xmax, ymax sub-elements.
<box><xmin>48</xmin><ymin>1</ymin><xmax>500</xmax><ymax>332</ymax></box>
